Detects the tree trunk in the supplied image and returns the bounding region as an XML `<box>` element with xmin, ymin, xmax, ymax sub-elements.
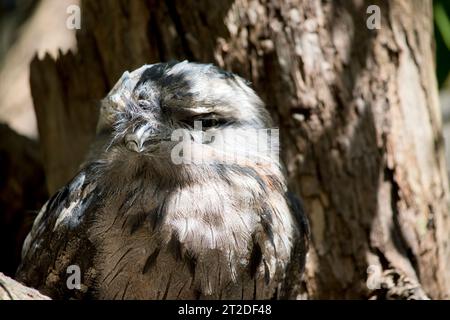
<box><xmin>0</xmin><ymin>124</ymin><xmax>47</xmax><ymax>277</ymax></box>
<box><xmin>28</xmin><ymin>0</ymin><xmax>450</xmax><ymax>299</ymax></box>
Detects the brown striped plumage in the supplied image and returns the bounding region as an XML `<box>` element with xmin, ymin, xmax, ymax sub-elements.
<box><xmin>17</xmin><ymin>61</ymin><xmax>309</xmax><ymax>299</ymax></box>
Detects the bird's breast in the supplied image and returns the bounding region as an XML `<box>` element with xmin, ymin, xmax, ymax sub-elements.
<box><xmin>88</xmin><ymin>175</ymin><xmax>294</xmax><ymax>299</ymax></box>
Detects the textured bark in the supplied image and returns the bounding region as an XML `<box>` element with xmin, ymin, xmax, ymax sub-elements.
<box><xmin>0</xmin><ymin>124</ymin><xmax>47</xmax><ymax>277</ymax></box>
<box><xmin>27</xmin><ymin>0</ymin><xmax>449</xmax><ymax>299</ymax></box>
<box><xmin>0</xmin><ymin>272</ymin><xmax>50</xmax><ymax>300</ymax></box>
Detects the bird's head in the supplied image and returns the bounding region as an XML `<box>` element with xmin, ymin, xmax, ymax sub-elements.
<box><xmin>94</xmin><ymin>61</ymin><xmax>280</xmax><ymax>181</ymax></box>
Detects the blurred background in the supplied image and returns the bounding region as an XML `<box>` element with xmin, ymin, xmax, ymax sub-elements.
<box><xmin>0</xmin><ymin>0</ymin><xmax>78</xmax><ymax>276</ymax></box>
<box><xmin>435</xmin><ymin>0</ymin><xmax>450</xmax><ymax>178</ymax></box>
<box><xmin>0</xmin><ymin>0</ymin><xmax>449</xmax><ymax>298</ymax></box>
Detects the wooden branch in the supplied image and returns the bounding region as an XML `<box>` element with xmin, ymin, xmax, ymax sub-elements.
<box><xmin>0</xmin><ymin>273</ymin><xmax>50</xmax><ymax>300</ymax></box>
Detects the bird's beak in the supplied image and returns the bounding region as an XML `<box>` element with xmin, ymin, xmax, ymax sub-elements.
<box><xmin>125</xmin><ymin>123</ymin><xmax>154</xmax><ymax>153</ymax></box>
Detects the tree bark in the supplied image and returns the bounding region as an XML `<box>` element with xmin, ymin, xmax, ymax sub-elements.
<box><xmin>0</xmin><ymin>124</ymin><xmax>47</xmax><ymax>277</ymax></box>
<box><xmin>28</xmin><ymin>0</ymin><xmax>450</xmax><ymax>299</ymax></box>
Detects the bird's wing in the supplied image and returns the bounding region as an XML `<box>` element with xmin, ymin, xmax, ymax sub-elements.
<box><xmin>16</xmin><ymin>163</ymin><xmax>101</xmax><ymax>299</ymax></box>
<box><xmin>279</xmin><ymin>191</ymin><xmax>310</xmax><ymax>299</ymax></box>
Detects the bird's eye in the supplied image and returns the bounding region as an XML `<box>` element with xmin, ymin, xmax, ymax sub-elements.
<box><xmin>179</xmin><ymin>115</ymin><xmax>227</xmax><ymax>130</ymax></box>
<box><xmin>200</xmin><ymin>118</ymin><xmax>219</xmax><ymax>129</ymax></box>
<box><xmin>196</xmin><ymin>116</ymin><xmax>229</xmax><ymax>130</ymax></box>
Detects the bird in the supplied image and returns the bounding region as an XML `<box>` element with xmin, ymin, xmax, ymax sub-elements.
<box><xmin>17</xmin><ymin>61</ymin><xmax>309</xmax><ymax>300</ymax></box>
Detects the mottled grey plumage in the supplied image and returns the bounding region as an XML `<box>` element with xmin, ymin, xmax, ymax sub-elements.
<box><xmin>17</xmin><ymin>61</ymin><xmax>309</xmax><ymax>299</ymax></box>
